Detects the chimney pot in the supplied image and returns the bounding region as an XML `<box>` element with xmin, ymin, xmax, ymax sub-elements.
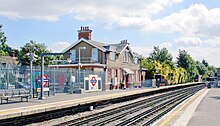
<box><xmin>121</xmin><ymin>39</ymin><xmax>129</xmax><ymax>44</ymax></box>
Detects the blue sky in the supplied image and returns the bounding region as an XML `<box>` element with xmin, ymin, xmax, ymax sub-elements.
<box><xmin>0</xmin><ymin>0</ymin><xmax>220</xmax><ymax>67</ymax></box>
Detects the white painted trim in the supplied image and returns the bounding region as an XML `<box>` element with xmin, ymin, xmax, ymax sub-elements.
<box><xmin>48</xmin><ymin>63</ymin><xmax>107</xmax><ymax>68</ymax></box>
<box><xmin>61</xmin><ymin>38</ymin><xmax>106</xmax><ymax>53</ymax></box>
<box><xmin>120</xmin><ymin>44</ymin><xmax>134</xmax><ymax>58</ymax></box>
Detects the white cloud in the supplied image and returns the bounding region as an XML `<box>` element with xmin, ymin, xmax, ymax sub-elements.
<box><xmin>1</xmin><ymin>1</ymin><xmax>220</xmax><ymax>67</ymax></box>
<box><xmin>159</xmin><ymin>42</ymin><xmax>173</xmax><ymax>48</ymax></box>
<box><xmin>131</xmin><ymin>46</ymin><xmax>153</xmax><ymax>57</ymax></box>
<box><xmin>175</xmin><ymin>35</ymin><xmax>202</xmax><ymax>47</ymax></box>
<box><xmin>1</xmin><ymin>1</ymin><xmax>219</xmax><ymax>39</ymax></box>
<box><xmin>0</xmin><ymin>0</ymin><xmax>183</xmax><ymax>22</ymax></box>
<box><xmin>132</xmin><ymin>43</ymin><xmax>220</xmax><ymax>67</ymax></box>
<box><xmin>203</xmin><ymin>37</ymin><xmax>220</xmax><ymax>47</ymax></box>
<box><xmin>166</xmin><ymin>34</ymin><xmax>220</xmax><ymax>67</ymax></box>
<box><xmin>175</xmin><ymin>45</ymin><xmax>220</xmax><ymax>67</ymax></box>
<box><xmin>149</xmin><ymin>3</ymin><xmax>220</xmax><ymax>37</ymax></box>
<box><xmin>48</xmin><ymin>41</ymin><xmax>71</xmax><ymax>53</ymax></box>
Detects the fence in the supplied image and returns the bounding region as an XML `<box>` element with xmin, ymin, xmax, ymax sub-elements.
<box><xmin>0</xmin><ymin>65</ymin><xmax>106</xmax><ymax>96</ymax></box>
<box><xmin>141</xmin><ymin>79</ymin><xmax>155</xmax><ymax>88</ymax></box>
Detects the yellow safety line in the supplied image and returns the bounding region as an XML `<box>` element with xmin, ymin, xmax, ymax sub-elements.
<box><xmin>159</xmin><ymin>89</ymin><xmax>205</xmax><ymax>126</ymax></box>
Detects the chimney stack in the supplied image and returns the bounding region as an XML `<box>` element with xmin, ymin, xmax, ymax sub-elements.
<box><xmin>78</xmin><ymin>26</ymin><xmax>92</xmax><ymax>40</ymax></box>
<box><xmin>121</xmin><ymin>39</ymin><xmax>129</xmax><ymax>44</ymax></box>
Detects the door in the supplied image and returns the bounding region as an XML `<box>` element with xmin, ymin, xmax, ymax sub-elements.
<box><xmin>125</xmin><ymin>75</ymin><xmax>129</xmax><ymax>88</ymax></box>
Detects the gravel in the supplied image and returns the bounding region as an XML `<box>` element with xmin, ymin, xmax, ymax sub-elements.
<box><xmin>26</xmin><ymin>94</ymin><xmax>159</xmax><ymax>126</ymax></box>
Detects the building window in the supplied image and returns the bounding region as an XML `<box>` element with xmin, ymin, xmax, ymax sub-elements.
<box><xmin>108</xmin><ymin>68</ymin><xmax>112</xmax><ymax>83</ymax></box>
<box><xmin>134</xmin><ymin>57</ymin><xmax>138</xmax><ymax>64</ymax></box>
<box><xmin>70</xmin><ymin>50</ymin><xmax>76</xmax><ymax>63</ymax></box>
<box><xmin>136</xmin><ymin>71</ymin><xmax>139</xmax><ymax>82</ymax></box>
<box><xmin>124</xmin><ymin>51</ymin><xmax>128</xmax><ymax>62</ymax></box>
<box><xmin>92</xmin><ymin>48</ymin><xmax>98</xmax><ymax>62</ymax></box>
<box><xmin>115</xmin><ymin>69</ymin><xmax>118</xmax><ymax>77</ymax></box>
<box><xmin>110</xmin><ymin>52</ymin><xmax>116</xmax><ymax>61</ymax></box>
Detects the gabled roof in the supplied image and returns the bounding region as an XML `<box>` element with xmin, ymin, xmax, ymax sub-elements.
<box><xmin>108</xmin><ymin>43</ymin><xmax>135</xmax><ymax>58</ymax></box>
<box><xmin>62</xmin><ymin>38</ymin><xmax>108</xmax><ymax>53</ymax></box>
<box><xmin>109</xmin><ymin>43</ymin><xmax>127</xmax><ymax>53</ymax></box>
<box><xmin>89</xmin><ymin>40</ymin><xmax>108</xmax><ymax>51</ymax></box>
<box><xmin>61</xmin><ymin>38</ymin><xmax>136</xmax><ymax>58</ymax></box>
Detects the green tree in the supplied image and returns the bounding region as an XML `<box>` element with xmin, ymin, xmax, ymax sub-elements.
<box><xmin>141</xmin><ymin>57</ymin><xmax>155</xmax><ymax>78</ymax></box>
<box><xmin>149</xmin><ymin>46</ymin><xmax>173</xmax><ymax>67</ymax></box>
<box><xmin>177</xmin><ymin>50</ymin><xmax>190</xmax><ymax>69</ymax></box>
<box><xmin>202</xmin><ymin>59</ymin><xmax>209</xmax><ymax>67</ymax></box>
<box><xmin>199</xmin><ymin>60</ymin><xmax>216</xmax><ymax>77</ymax></box>
<box><xmin>142</xmin><ymin>47</ymin><xmax>188</xmax><ymax>84</ymax></box>
<box><xmin>196</xmin><ymin>61</ymin><xmax>207</xmax><ymax>76</ymax></box>
<box><xmin>174</xmin><ymin>67</ymin><xmax>188</xmax><ymax>84</ymax></box>
<box><xmin>0</xmin><ymin>25</ymin><xmax>18</xmax><ymax>57</ymax></box>
<box><xmin>207</xmin><ymin>66</ymin><xmax>216</xmax><ymax>77</ymax></box>
<box><xmin>0</xmin><ymin>25</ymin><xmax>8</xmax><ymax>56</ymax></box>
<box><xmin>18</xmin><ymin>40</ymin><xmax>54</xmax><ymax>66</ymax></box>
<box><xmin>177</xmin><ymin>50</ymin><xmax>198</xmax><ymax>82</ymax></box>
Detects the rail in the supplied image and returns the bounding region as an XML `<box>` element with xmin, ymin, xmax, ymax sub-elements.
<box><xmin>0</xmin><ymin>82</ymin><xmax>205</xmax><ymax>125</ymax></box>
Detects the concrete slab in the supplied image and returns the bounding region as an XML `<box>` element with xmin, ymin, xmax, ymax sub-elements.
<box><xmin>154</xmin><ymin>88</ymin><xmax>208</xmax><ymax>126</ymax></box>
<box><xmin>187</xmin><ymin>88</ymin><xmax>220</xmax><ymax>126</ymax></box>
<box><xmin>0</xmin><ymin>82</ymin><xmax>204</xmax><ymax>121</ymax></box>
<box><xmin>0</xmin><ymin>88</ymin><xmax>157</xmax><ymax>120</ymax></box>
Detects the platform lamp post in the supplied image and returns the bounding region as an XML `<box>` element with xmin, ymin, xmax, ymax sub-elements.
<box><xmin>0</xmin><ymin>64</ymin><xmax>1</xmax><ymax>82</ymax></box>
<box><xmin>27</xmin><ymin>52</ymin><xmax>38</xmax><ymax>98</ymax></box>
<box><xmin>38</xmin><ymin>52</ymin><xmax>70</xmax><ymax>100</ymax></box>
<box><xmin>78</xmin><ymin>47</ymin><xmax>86</xmax><ymax>90</ymax></box>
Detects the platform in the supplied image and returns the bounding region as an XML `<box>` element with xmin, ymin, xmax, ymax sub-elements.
<box><xmin>187</xmin><ymin>88</ymin><xmax>220</xmax><ymax>126</ymax></box>
<box><xmin>0</xmin><ymin>82</ymin><xmax>203</xmax><ymax>123</ymax></box>
<box><xmin>155</xmin><ymin>88</ymin><xmax>220</xmax><ymax>126</ymax></box>
<box><xmin>0</xmin><ymin>87</ymin><xmax>155</xmax><ymax>120</ymax></box>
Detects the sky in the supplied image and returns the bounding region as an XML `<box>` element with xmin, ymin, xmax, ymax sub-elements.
<box><xmin>0</xmin><ymin>0</ymin><xmax>220</xmax><ymax>67</ymax></box>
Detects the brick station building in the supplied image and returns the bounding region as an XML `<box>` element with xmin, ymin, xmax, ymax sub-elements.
<box><xmin>50</xmin><ymin>26</ymin><xmax>142</xmax><ymax>90</ymax></box>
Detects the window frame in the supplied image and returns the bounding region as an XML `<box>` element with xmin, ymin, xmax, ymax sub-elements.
<box><xmin>70</xmin><ymin>49</ymin><xmax>76</xmax><ymax>63</ymax></box>
<box><xmin>109</xmin><ymin>52</ymin><xmax>116</xmax><ymax>61</ymax></box>
<box><xmin>92</xmin><ymin>48</ymin><xmax>98</xmax><ymax>62</ymax></box>
<box><xmin>124</xmin><ymin>51</ymin><xmax>129</xmax><ymax>63</ymax></box>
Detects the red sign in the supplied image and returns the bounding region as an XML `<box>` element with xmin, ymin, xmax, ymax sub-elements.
<box><xmin>38</xmin><ymin>74</ymin><xmax>49</xmax><ymax>87</ymax></box>
<box><xmin>90</xmin><ymin>76</ymin><xmax>97</xmax><ymax>86</ymax></box>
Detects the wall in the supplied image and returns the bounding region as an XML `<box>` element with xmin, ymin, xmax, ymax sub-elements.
<box><xmin>65</xmin><ymin>41</ymin><xmax>105</xmax><ymax>64</ymax></box>
<box><xmin>106</xmin><ymin>46</ymin><xmax>141</xmax><ymax>89</ymax></box>
<box><xmin>107</xmin><ymin>47</ymin><xmax>140</xmax><ymax>70</ymax></box>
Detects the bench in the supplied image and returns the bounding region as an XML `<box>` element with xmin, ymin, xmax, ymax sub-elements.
<box><xmin>0</xmin><ymin>89</ymin><xmax>31</xmax><ymax>104</ymax></box>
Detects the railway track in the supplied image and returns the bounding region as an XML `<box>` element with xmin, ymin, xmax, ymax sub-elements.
<box><xmin>58</xmin><ymin>84</ymin><xmax>205</xmax><ymax>126</ymax></box>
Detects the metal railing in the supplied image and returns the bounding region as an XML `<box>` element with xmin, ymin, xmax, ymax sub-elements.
<box><xmin>0</xmin><ymin>65</ymin><xmax>106</xmax><ymax>95</ymax></box>
<box><xmin>52</xmin><ymin>57</ymin><xmax>106</xmax><ymax>65</ymax></box>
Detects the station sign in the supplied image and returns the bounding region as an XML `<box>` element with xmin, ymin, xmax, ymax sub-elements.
<box><xmin>89</xmin><ymin>75</ymin><xmax>98</xmax><ymax>90</ymax></box>
<box><xmin>37</xmin><ymin>74</ymin><xmax>49</xmax><ymax>87</ymax></box>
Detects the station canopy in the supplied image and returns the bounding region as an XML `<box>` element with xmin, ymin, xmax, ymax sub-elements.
<box><xmin>123</xmin><ymin>68</ymin><xmax>134</xmax><ymax>74</ymax></box>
